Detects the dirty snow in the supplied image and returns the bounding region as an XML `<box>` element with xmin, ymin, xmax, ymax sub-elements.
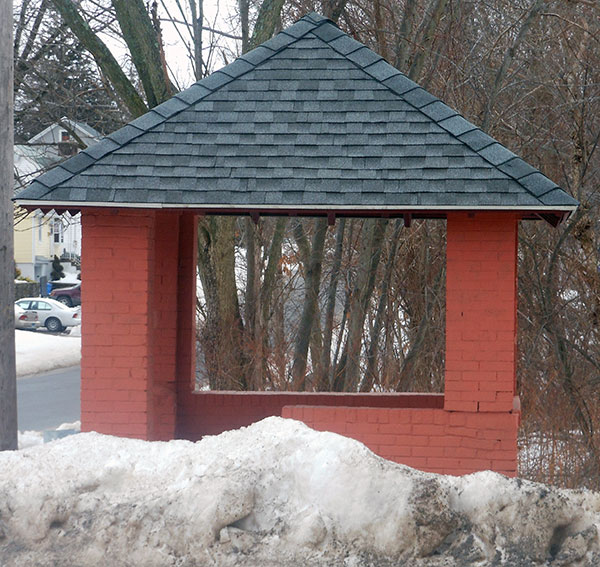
<box><xmin>15</xmin><ymin>327</ymin><xmax>81</xmax><ymax>377</ymax></box>
<box><xmin>1</xmin><ymin>417</ymin><xmax>599</xmax><ymax>566</ymax></box>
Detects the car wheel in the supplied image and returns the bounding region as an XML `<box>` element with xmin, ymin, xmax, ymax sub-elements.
<box><xmin>45</xmin><ymin>317</ymin><xmax>64</xmax><ymax>333</ymax></box>
<box><xmin>57</xmin><ymin>296</ymin><xmax>73</xmax><ymax>307</ymax></box>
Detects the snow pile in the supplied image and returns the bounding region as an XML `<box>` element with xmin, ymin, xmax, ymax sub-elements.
<box><xmin>18</xmin><ymin>421</ymin><xmax>81</xmax><ymax>450</ymax></box>
<box><xmin>1</xmin><ymin>418</ymin><xmax>599</xmax><ymax>566</ymax></box>
<box><xmin>16</xmin><ymin>429</ymin><xmax>45</xmax><ymax>449</ymax></box>
<box><xmin>15</xmin><ymin>329</ymin><xmax>81</xmax><ymax>377</ymax></box>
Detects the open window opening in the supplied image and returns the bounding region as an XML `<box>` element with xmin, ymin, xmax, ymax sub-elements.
<box><xmin>194</xmin><ymin>215</ymin><xmax>446</xmax><ymax>394</ymax></box>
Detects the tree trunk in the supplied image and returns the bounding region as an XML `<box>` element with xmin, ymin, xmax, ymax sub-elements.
<box><xmin>395</xmin><ymin>260</ymin><xmax>445</xmax><ymax>391</ymax></box>
<box><xmin>239</xmin><ymin>0</ymin><xmax>250</xmax><ymax>53</ymax></box>
<box><xmin>394</xmin><ymin>0</ymin><xmax>418</xmax><ymax>72</ymax></box>
<box><xmin>323</xmin><ymin>0</ymin><xmax>348</xmax><ymax>23</ymax></box>
<box><xmin>318</xmin><ymin>217</ymin><xmax>346</xmax><ymax>389</ymax></box>
<box><xmin>408</xmin><ymin>0</ymin><xmax>449</xmax><ymax>82</ymax></box>
<box><xmin>197</xmin><ymin>216</ymin><xmax>246</xmax><ymax>389</ymax></box>
<box><xmin>334</xmin><ymin>219</ymin><xmax>387</xmax><ymax>391</ymax></box>
<box><xmin>189</xmin><ymin>0</ymin><xmax>203</xmax><ymax>80</ymax></box>
<box><xmin>481</xmin><ymin>0</ymin><xmax>546</xmax><ymax>131</ymax></box>
<box><xmin>194</xmin><ymin>0</ymin><xmax>287</xmax><ymax>390</ymax></box>
<box><xmin>249</xmin><ymin>0</ymin><xmax>285</xmax><ymax>48</ymax></box>
<box><xmin>260</xmin><ymin>218</ymin><xmax>286</xmax><ymax>328</ymax></box>
<box><xmin>111</xmin><ymin>0</ymin><xmax>174</xmax><ymax>107</ymax></box>
<box><xmin>291</xmin><ymin>219</ymin><xmax>324</xmax><ymax>387</ymax></box>
<box><xmin>51</xmin><ymin>0</ymin><xmax>148</xmax><ymax>117</ymax></box>
<box><xmin>244</xmin><ymin>218</ymin><xmax>261</xmax><ymax>388</ymax></box>
<box><xmin>1</xmin><ymin>0</ymin><xmax>18</xmax><ymax>451</ymax></box>
<box><xmin>245</xmin><ymin>218</ymin><xmax>258</xmax><ymax>339</ymax></box>
<box><xmin>291</xmin><ymin>218</ymin><xmax>328</xmax><ymax>390</ymax></box>
<box><xmin>362</xmin><ymin>219</ymin><xmax>403</xmax><ymax>392</ymax></box>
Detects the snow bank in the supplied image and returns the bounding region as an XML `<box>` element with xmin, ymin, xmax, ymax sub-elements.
<box><xmin>15</xmin><ymin>329</ymin><xmax>81</xmax><ymax>377</ymax></box>
<box><xmin>1</xmin><ymin>418</ymin><xmax>599</xmax><ymax>566</ymax></box>
<box><xmin>18</xmin><ymin>421</ymin><xmax>81</xmax><ymax>450</ymax></box>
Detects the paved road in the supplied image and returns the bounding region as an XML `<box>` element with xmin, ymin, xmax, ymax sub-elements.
<box><xmin>17</xmin><ymin>365</ymin><xmax>81</xmax><ymax>431</ymax></box>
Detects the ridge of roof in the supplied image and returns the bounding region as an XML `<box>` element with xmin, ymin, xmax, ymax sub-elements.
<box><xmin>18</xmin><ymin>11</ymin><xmax>577</xmax><ymax>213</ymax></box>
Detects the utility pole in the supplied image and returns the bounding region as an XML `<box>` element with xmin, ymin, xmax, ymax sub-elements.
<box><xmin>1</xmin><ymin>0</ymin><xmax>18</xmax><ymax>451</ymax></box>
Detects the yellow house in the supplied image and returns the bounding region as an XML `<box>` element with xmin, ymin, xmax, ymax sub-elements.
<box><xmin>14</xmin><ymin>209</ymin><xmax>69</xmax><ymax>280</ymax></box>
<box><xmin>14</xmin><ymin>119</ymin><xmax>98</xmax><ymax>280</ymax></box>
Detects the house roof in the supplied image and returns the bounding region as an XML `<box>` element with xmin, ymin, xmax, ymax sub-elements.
<box><xmin>27</xmin><ymin>118</ymin><xmax>101</xmax><ymax>145</ymax></box>
<box><xmin>16</xmin><ymin>12</ymin><xmax>577</xmax><ymax>223</ymax></box>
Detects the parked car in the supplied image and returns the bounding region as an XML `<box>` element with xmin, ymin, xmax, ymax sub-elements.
<box><xmin>50</xmin><ymin>282</ymin><xmax>81</xmax><ymax>307</ymax></box>
<box><xmin>15</xmin><ymin>298</ymin><xmax>81</xmax><ymax>332</ymax></box>
<box><xmin>14</xmin><ymin>303</ymin><xmax>40</xmax><ymax>330</ymax></box>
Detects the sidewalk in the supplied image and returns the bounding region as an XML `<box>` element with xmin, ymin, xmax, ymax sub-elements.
<box><xmin>16</xmin><ymin>327</ymin><xmax>81</xmax><ymax>377</ymax></box>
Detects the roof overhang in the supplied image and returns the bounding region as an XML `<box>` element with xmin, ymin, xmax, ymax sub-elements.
<box><xmin>16</xmin><ymin>200</ymin><xmax>576</xmax><ymax>226</ymax></box>
<box><xmin>15</xmin><ymin>13</ymin><xmax>578</xmax><ymax>228</ymax></box>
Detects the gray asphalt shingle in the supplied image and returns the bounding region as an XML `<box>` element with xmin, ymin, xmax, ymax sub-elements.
<box><xmin>16</xmin><ymin>12</ymin><xmax>577</xmax><ymax>217</ymax></box>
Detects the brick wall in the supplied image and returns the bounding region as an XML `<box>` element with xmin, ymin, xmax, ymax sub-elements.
<box><xmin>175</xmin><ymin>214</ymin><xmax>198</xmax><ymax>436</ymax></box>
<box><xmin>81</xmin><ymin>209</ymin><xmax>190</xmax><ymax>440</ymax></box>
<box><xmin>81</xmin><ymin>210</ymin><xmax>154</xmax><ymax>437</ymax></box>
<box><xmin>282</xmin><ymin>405</ymin><xmax>519</xmax><ymax>476</ymax></box>
<box><xmin>445</xmin><ymin>212</ymin><xmax>518</xmax><ymax>413</ymax></box>
<box><xmin>81</xmin><ymin>209</ymin><xmax>520</xmax><ymax>476</ymax></box>
<box><xmin>148</xmin><ymin>212</ymin><xmax>180</xmax><ymax>440</ymax></box>
<box><xmin>177</xmin><ymin>392</ymin><xmax>443</xmax><ymax>439</ymax></box>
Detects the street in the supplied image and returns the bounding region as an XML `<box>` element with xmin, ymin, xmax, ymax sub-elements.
<box><xmin>17</xmin><ymin>365</ymin><xmax>80</xmax><ymax>431</ymax></box>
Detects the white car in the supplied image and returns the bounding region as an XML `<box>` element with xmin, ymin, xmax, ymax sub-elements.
<box><xmin>14</xmin><ymin>303</ymin><xmax>39</xmax><ymax>330</ymax></box>
<box><xmin>15</xmin><ymin>297</ymin><xmax>81</xmax><ymax>333</ymax></box>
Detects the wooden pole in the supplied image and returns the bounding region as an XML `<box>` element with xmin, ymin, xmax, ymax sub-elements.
<box><xmin>0</xmin><ymin>0</ymin><xmax>18</xmax><ymax>451</ymax></box>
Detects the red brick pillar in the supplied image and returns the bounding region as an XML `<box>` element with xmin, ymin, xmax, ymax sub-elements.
<box><xmin>148</xmin><ymin>211</ymin><xmax>181</xmax><ymax>440</ymax></box>
<box><xmin>445</xmin><ymin>212</ymin><xmax>518</xmax><ymax>413</ymax></box>
<box><xmin>175</xmin><ymin>213</ymin><xmax>198</xmax><ymax>437</ymax></box>
<box><xmin>81</xmin><ymin>209</ymin><xmax>182</xmax><ymax>439</ymax></box>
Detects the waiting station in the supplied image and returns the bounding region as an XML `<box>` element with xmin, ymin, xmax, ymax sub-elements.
<box><xmin>17</xmin><ymin>13</ymin><xmax>577</xmax><ymax>476</ymax></box>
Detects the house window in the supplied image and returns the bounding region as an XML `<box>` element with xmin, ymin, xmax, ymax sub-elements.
<box><xmin>53</xmin><ymin>219</ymin><xmax>62</xmax><ymax>243</ymax></box>
<box><xmin>59</xmin><ymin>131</ymin><xmax>76</xmax><ymax>156</ymax></box>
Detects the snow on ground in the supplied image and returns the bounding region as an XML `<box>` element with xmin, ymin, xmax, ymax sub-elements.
<box><xmin>15</xmin><ymin>328</ymin><xmax>81</xmax><ymax>377</ymax></box>
<box><xmin>1</xmin><ymin>418</ymin><xmax>599</xmax><ymax>566</ymax></box>
<box><xmin>18</xmin><ymin>421</ymin><xmax>81</xmax><ymax>450</ymax></box>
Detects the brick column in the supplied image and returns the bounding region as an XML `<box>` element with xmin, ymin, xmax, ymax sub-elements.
<box><xmin>148</xmin><ymin>211</ymin><xmax>181</xmax><ymax>440</ymax></box>
<box><xmin>444</xmin><ymin>212</ymin><xmax>518</xmax><ymax>413</ymax></box>
<box><xmin>175</xmin><ymin>213</ymin><xmax>198</xmax><ymax>438</ymax></box>
<box><xmin>81</xmin><ymin>209</ymin><xmax>182</xmax><ymax>439</ymax></box>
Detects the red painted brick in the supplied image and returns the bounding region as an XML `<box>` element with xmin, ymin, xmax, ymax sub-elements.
<box><xmin>388</xmin><ymin>411</ymin><xmax>412</xmax><ymax>424</ymax></box>
<box><xmin>445</xmin><ymin>400</ymin><xmax>478</xmax><ymax>412</ymax></box>
<box><xmin>412</xmin><ymin>424</ymin><xmax>445</xmax><ymax>436</ymax></box>
<box><xmin>346</xmin><ymin>423</ymin><xmax>380</xmax><ymax>435</ymax></box>
<box><xmin>413</xmin><ymin>446</ymin><xmax>445</xmax><ymax>458</ymax></box>
<box><xmin>403</xmin><ymin>457</ymin><xmax>428</xmax><ymax>469</ymax></box>
<box><xmin>445</xmin><ymin>213</ymin><xmax>517</xmax><ymax>409</ymax></box>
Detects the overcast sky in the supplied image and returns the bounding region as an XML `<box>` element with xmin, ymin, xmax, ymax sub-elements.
<box><xmin>157</xmin><ymin>0</ymin><xmax>240</xmax><ymax>90</ymax></box>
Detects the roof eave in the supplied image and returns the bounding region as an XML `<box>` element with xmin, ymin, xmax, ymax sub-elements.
<box><xmin>15</xmin><ymin>199</ymin><xmax>577</xmax><ymax>225</ymax></box>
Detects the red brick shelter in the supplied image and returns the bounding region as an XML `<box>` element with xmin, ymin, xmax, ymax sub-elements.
<box><xmin>17</xmin><ymin>13</ymin><xmax>577</xmax><ymax>476</ymax></box>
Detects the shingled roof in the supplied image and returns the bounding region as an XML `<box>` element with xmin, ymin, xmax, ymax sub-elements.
<box><xmin>16</xmin><ymin>12</ymin><xmax>577</xmax><ymax>224</ymax></box>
